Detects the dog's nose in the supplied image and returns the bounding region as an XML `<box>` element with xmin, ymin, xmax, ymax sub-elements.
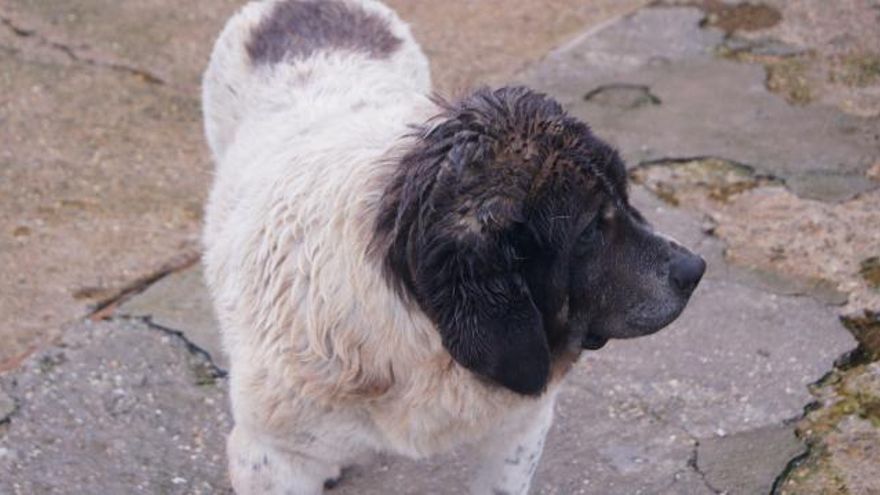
<box><xmin>669</xmin><ymin>251</ymin><xmax>706</xmax><ymax>294</ymax></box>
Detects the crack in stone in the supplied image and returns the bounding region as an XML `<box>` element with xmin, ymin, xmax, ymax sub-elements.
<box><xmin>688</xmin><ymin>439</ymin><xmax>724</xmax><ymax>495</ymax></box>
<box><xmin>653</xmin><ymin>414</ymin><xmax>725</xmax><ymax>494</ymax></box>
<box><xmin>0</xmin><ymin>15</ymin><xmax>166</xmax><ymax>85</ymax></box>
<box><xmin>616</xmin><ymin>385</ymin><xmax>815</xmax><ymax>495</ymax></box>
<box><xmin>0</xmin><ymin>252</ymin><xmax>200</xmax><ymax>374</ymax></box>
<box><xmin>769</xmin><ymin>446</ymin><xmax>811</xmax><ymax>495</ymax></box>
<box><xmin>87</xmin><ymin>252</ymin><xmax>200</xmax><ymax>320</ymax></box>
<box><xmin>114</xmin><ymin>315</ymin><xmax>227</xmax><ymax>379</ymax></box>
<box><xmin>1</xmin><ymin>311</ymin><xmax>225</xmax><ymax>427</ymax></box>
<box><xmin>599</xmin><ymin>386</ymin><xmax>722</xmax><ymax>492</ymax></box>
<box><xmin>688</xmin><ymin>440</ymin><xmax>725</xmax><ymax>495</ymax></box>
<box><xmin>0</xmin><ymin>15</ymin><xmax>34</xmax><ymax>37</ymax></box>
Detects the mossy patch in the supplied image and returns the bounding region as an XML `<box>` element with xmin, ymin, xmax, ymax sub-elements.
<box><xmin>630</xmin><ymin>157</ymin><xmax>780</xmax><ymax>205</ymax></box>
<box><xmin>780</xmin><ymin>362</ymin><xmax>880</xmax><ymax>494</ymax></box>
<box><xmin>714</xmin><ymin>36</ymin><xmax>816</xmax><ymax>106</ymax></box>
<box><xmin>717</xmin><ymin>36</ymin><xmax>806</xmax><ymax>59</ymax></box>
<box><xmin>657</xmin><ymin>1</ymin><xmax>783</xmax><ymax>34</ymax></box>
<box><xmin>695</xmin><ymin>1</ymin><xmax>782</xmax><ymax>34</ymax></box>
<box><xmin>842</xmin><ymin>311</ymin><xmax>880</xmax><ymax>360</ymax></box>
<box><xmin>860</xmin><ymin>257</ymin><xmax>880</xmax><ymax>290</ymax></box>
<box><xmin>766</xmin><ymin>58</ymin><xmax>814</xmax><ymax>105</ymax></box>
<box><xmin>778</xmin><ymin>445</ymin><xmax>849</xmax><ymax>495</ymax></box>
<box><xmin>830</xmin><ymin>53</ymin><xmax>880</xmax><ymax>88</ymax></box>
<box><xmin>813</xmin><ymin>388</ymin><xmax>880</xmax><ymax>431</ymax></box>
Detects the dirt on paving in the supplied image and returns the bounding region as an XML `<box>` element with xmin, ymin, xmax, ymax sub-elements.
<box><xmin>0</xmin><ymin>0</ymin><xmax>648</xmax><ymax>367</ymax></box>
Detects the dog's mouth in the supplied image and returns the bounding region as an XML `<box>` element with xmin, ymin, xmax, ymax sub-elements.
<box><xmin>581</xmin><ymin>333</ymin><xmax>609</xmax><ymax>350</ymax></box>
<box><xmin>624</xmin><ymin>300</ymin><xmax>689</xmax><ymax>337</ymax></box>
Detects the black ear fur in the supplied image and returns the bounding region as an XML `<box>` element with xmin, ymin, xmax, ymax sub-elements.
<box><xmin>413</xmin><ymin>228</ymin><xmax>550</xmax><ymax>396</ymax></box>
<box><xmin>374</xmin><ymin>87</ymin><xmax>556</xmax><ymax>395</ymax></box>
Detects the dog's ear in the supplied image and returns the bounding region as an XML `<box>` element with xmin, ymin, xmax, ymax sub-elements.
<box><xmin>412</xmin><ymin>224</ymin><xmax>550</xmax><ymax>396</ymax></box>
<box><xmin>375</xmin><ymin>100</ymin><xmax>551</xmax><ymax>395</ymax></box>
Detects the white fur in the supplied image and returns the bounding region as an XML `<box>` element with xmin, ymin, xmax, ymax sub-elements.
<box><xmin>202</xmin><ymin>1</ymin><xmax>561</xmax><ymax>493</ymax></box>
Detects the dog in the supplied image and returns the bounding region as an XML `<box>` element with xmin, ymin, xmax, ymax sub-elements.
<box><xmin>201</xmin><ymin>1</ymin><xmax>705</xmax><ymax>493</ymax></box>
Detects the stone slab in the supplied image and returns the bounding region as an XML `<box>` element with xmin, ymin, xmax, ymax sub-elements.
<box><xmin>0</xmin><ymin>320</ymin><xmax>231</xmax><ymax>495</ymax></box>
<box><xmin>696</xmin><ymin>423</ymin><xmax>805</xmax><ymax>495</ymax></box>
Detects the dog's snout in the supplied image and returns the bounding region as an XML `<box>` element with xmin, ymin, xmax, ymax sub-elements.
<box><xmin>669</xmin><ymin>251</ymin><xmax>706</xmax><ymax>294</ymax></box>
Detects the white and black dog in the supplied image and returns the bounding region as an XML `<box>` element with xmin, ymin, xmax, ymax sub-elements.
<box><xmin>202</xmin><ymin>1</ymin><xmax>705</xmax><ymax>493</ymax></box>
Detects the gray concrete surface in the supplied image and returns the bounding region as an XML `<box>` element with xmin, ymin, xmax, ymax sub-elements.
<box><xmin>0</xmin><ymin>319</ymin><xmax>231</xmax><ymax>495</ymax></box>
<box><xmin>1</xmin><ymin>2</ymin><xmax>875</xmax><ymax>495</ymax></box>
<box><xmin>696</xmin><ymin>424</ymin><xmax>805</xmax><ymax>495</ymax></box>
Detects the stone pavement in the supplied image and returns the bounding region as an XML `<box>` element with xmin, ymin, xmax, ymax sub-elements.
<box><xmin>1</xmin><ymin>1</ymin><xmax>878</xmax><ymax>494</ymax></box>
<box><xmin>0</xmin><ymin>320</ymin><xmax>231</xmax><ymax>495</ymax></box>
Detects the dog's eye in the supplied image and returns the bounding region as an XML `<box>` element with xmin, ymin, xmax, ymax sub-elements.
<box><xmin>509</xmin><ymin>223</ymin><xmax>540</xmax><ymax>263</ymax></box>
<box><xmin>574</xmin><ymin>215</ymin><xmax>602</xmax><ymax>257</ymax></box>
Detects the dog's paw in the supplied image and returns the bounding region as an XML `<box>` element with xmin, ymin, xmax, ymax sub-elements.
<box><xmin>323</xmin><ymin>477</ymin><xmax>341</xmax><ymax>490</ymax></box>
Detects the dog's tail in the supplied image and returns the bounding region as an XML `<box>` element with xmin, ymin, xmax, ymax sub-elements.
<box><xmin>202</xmin><ymin>0</ymin><xmax>431</xmax><ymax>163</ymax></box>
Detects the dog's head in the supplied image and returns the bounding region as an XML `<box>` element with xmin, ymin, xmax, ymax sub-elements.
<box><xmin>375</xmin><ymin>87</ymin><xmax>704</xmax><ymax>395</ymax></box>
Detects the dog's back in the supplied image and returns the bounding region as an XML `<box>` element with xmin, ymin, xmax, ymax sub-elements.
<box><xmin>202</xmin><ymin>0</ymin><xmax>431</xmax><ymax>164</ymax></box>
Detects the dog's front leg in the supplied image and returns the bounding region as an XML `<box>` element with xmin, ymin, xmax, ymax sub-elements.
<box><xmin>227</xmin><ymin>425</ymin><xmax>342</xmax><ymax>495</ymax></box>
<box><xmin>468</xmin><ymin>394</ymin><xmax>557</xmax><ymax>495</ymax></box>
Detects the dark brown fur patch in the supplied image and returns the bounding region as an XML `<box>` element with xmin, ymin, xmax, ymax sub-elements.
<box><xmin>369</xmin><ymin>87</ymin><xmax>632</xmax><ymax>395</ymax></box>
<box><xmin>247</xmin><ymin>0</ymin><xmax>402</xmax><ymax>65</ymax></box>
<box><xmin>373</xmin><ymin>87</ymin><xmax>627</xmax><ymax>301</ymax></box>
